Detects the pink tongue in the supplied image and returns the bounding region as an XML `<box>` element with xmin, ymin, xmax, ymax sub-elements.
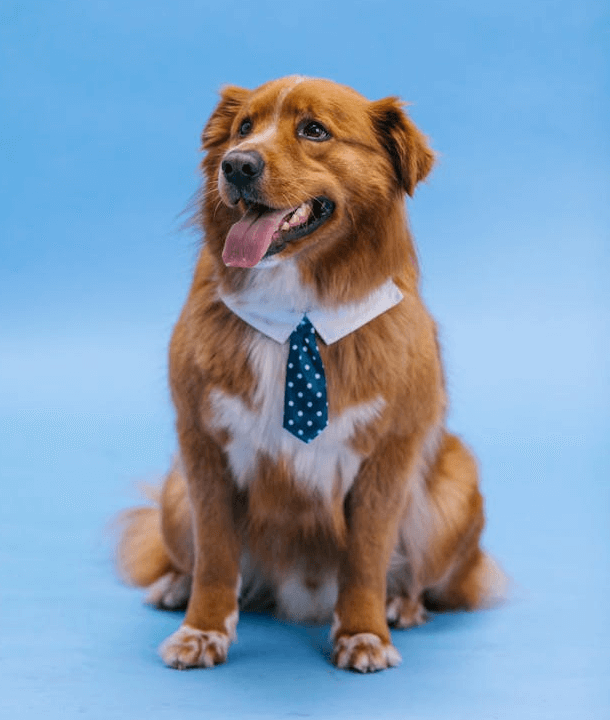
<box><xmin>222</xmin><ymin>206</ymin><xmax>289</xmax><ymax>268</ymax></box>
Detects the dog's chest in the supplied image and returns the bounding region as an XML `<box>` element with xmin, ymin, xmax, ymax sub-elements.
<box><xmin>209</xmin><ymin>330</ymin><xmax>384</xmax><ymax>502</ymax></box>
<box><xmin>209</xmin><ymin>262</ymin><xmax>385</xmax><ymax>501</ymax></box>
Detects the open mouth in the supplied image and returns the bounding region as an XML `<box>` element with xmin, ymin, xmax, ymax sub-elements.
<box><xmin>222</xmin><ymin>196</ymin><xmax>334</xmax><ymax>268</ymax></box>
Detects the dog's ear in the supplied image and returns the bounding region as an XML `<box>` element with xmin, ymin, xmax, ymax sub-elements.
<box><xmin>201</xmin><ymin>85</ymin><xmax>251</xmax><ymax>150</ymax></box>
<box><xmin>369</xmin><ymin>97</ymin><xmax>435</xmax><ymax>196</ymax></box>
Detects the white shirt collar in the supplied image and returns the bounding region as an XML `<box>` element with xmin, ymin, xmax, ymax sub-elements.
<box><xmin>220</xmin><ymin>278</ymin><xmax>403</xmax><ymax>345</ymax></box>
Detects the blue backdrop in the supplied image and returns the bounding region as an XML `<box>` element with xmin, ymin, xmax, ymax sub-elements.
<box><xmin>1</xmin><ymin>1</ymin><xmax>608</xmax><ymax>718</ymax></box>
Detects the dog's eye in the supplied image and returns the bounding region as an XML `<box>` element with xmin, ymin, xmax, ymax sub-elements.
<box><xmin>238</xmin><ymin>119</ymin><xmax>253</xmax><ymax>137</ymax></box>
<box><xmin>299</xmin><ymin>121</ymin><xmax>331</xmax><ymax>142</ymax></box>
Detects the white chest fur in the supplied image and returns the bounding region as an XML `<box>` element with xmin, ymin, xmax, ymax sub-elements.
<box><xmin>209</xmin><ymin>259</ymin><xmax>385</xmax><ymax>501</ymax></box>
<box><xmin>209</xmin><ymin>331</ymin><xmax>384</xmax><ymax>502</ymax></box>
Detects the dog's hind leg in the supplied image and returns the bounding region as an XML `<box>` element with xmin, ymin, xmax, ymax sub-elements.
<box><xmin>388</xmin><ymin>433</ymin><xmax>506</xmax><ymax>621</ymax></box>
<box><xmin>145</xmin><ymin>459</ymin><xmax>195</xmax><ymax>610</ymax></box>
<box><xmin>116</xmin><ymin>460</ymin><xmax>195</xmax><ymax>609</ymax></box>
<box><xmin>159</xmin><ymin>460</ymin><xmax>195</xmax><ymax>573</ymax></box>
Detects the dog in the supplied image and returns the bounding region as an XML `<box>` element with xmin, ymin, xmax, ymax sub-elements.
<box><xmin>116</xmin><ymin>75</ymin><xmax>505</xmax><ymax>673</ymax></box>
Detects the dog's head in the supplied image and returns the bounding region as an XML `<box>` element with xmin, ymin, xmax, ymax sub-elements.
<box><xmin>200</xmin><ymin>77</ymin><xmax>434</xmax><ymax>296</ymax></box>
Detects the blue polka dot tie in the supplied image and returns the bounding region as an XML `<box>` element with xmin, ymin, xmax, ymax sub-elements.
<box><xmin>283</xmin><ymin>316</ymin><xmax>328</xmax><ymax>443</ymax></box>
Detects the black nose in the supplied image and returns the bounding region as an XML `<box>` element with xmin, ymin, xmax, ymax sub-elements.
<box><xmin>221</xmin><ymin>151</ymin><xmax>265</xmax><ymax>187</ymax></box>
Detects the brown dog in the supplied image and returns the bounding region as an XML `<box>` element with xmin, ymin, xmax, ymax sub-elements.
<box><xmin>117</xmin><ymin>76</ymin><xmax>505</xmax><ymax>673</ymax></box>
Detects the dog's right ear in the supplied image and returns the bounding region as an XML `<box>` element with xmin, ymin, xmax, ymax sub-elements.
<box><xmin>201</xmin><ymin>85</ymin><xmax>251</xmax><ymax>150</ymax></box>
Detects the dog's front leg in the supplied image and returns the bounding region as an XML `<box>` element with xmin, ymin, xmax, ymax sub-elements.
<box><xmin>331</xmin><ymin>440</ymin><xmax>417</xmax><ymax>673</ymax></box>
<box><xmin>159</xmin><ymin>427</ymin><xmax>241</xmax><ymax>670</ymax></box>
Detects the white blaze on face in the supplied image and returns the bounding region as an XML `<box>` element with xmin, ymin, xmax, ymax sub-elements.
<box><xmin>230</xmin><ymin>75</ymin><xmax>308</xmax><ymax>152</ymax></box>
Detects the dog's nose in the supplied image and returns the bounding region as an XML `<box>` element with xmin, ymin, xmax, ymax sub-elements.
<box><xmin>221</xmin><ymin>151</ymin><xmax>265</xmax><ymax>187</ymax></box>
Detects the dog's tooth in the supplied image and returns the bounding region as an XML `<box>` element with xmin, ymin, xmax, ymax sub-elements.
<box><xmin>282</xmin><ymin>201</ymin><xmax>311</xmax><ymax>231</ymax></box>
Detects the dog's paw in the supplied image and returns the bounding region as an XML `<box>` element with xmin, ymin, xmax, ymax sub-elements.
<box><xmin>332</xmin><ymin>633</ymin><xmax>401</xmax><ymax>673</ymax></box>
<box><xmin>159</xmin><ymin>625</ymin><xmax>231</xmax><ymax>669</ymax></box>
<box><xmin>386</xmin><ymin>596</ymin><xmax>428</xmax><ymax>628</ymax></box>
<box><xmin>145</xmin><ymin>572</ymin><xmax>191</xmax><ymax>610</ymax></box>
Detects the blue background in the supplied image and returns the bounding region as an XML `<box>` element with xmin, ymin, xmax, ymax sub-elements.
<box><xmin>1</xmin><ymin>1</ymin><xmax>608</xmax><ymax>718</ymax></box>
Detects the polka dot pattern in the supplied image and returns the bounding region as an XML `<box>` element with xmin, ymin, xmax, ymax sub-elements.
<box><xmin>283</xmin><ymin>316</ymin><xmax>328</xmax><ymax>443</ymax></box>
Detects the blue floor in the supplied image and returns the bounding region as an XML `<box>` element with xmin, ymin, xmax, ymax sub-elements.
<box><xmin>1</xmin><ymin>1</ymin><xmax>608</xmax><ymax>717</ymax></box>
<box><xmin>1</xmin><ymin>410</ymin><xmax>608</xmax><ymax>718</ymax></box>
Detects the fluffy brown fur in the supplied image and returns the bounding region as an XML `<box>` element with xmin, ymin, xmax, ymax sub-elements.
<box><xmin>116</xmin><ymin>76</ymin><xmax>505</xmax><ymax>673</ymax></box>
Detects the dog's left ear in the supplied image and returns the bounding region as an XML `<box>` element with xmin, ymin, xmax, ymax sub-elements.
<box><xmin>201</xmin><ymin>85</ymin><xmax>251</xmax><ymax>150</ymax></box>
<box><xmin>369</xmin><ymin>97</ymin><xmax>435</xmax><ymax>196</ymax></box>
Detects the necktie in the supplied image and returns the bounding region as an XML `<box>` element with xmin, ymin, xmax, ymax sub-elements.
<box><xmin>283</xmin><ymin>316</ymin><xmax>328</xmax><ymax>443</ymax></box>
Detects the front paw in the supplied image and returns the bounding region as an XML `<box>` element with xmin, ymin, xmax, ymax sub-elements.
<box><xmin>159</xmin><ymin>624</ymin><xmax>232</xmax><ymax>669</ymax></box>
<box><xmin>332</xmin><ymin>633</ymin><xmax>401</xmax><ymax>673</ymax></box>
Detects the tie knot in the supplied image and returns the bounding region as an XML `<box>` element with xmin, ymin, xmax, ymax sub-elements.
<box><xmin>296</xmin><ymin>315</ymin><xmax>315</xmax><ymax>336</ymax></box>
